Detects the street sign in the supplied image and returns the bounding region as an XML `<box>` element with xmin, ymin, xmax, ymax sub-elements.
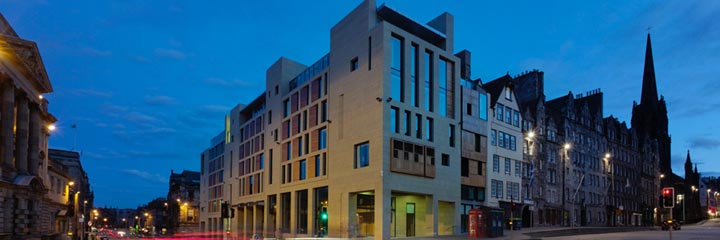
<box><xmin>79</xmin><ymin>217</ymin><xmax>84</xmax><ymax>223</ymax></box>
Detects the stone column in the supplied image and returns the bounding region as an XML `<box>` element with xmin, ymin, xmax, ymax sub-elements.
<box><xmin>1</xmin><ymin>83</ymin><xmax>15</xmax><ymax>174</ymax></box>
<box><xmin>15</xmin><ymin>94</ymin><xmax>29</xmax><ymax>175</ymax></box>
<box><xmin>28</xmin><ymin>102</ymin><xmax>40</xmax><ymax>175</ymax></box>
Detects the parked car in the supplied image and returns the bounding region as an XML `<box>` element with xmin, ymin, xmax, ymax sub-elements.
<box><xmin>661</xmin><ymin>219</ymin><xmax>681</xmax><ymax>231</ymax></box>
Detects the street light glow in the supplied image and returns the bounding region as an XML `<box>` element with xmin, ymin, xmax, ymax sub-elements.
<box><xmin>47</xmin><ymin>124</ymin><xmax>56</xmax><ymax>131</ymax></box>
<box><xmin>564</xmin><ymin>143</ymin><xmax>571</xmax><ymax>150</ymax></box>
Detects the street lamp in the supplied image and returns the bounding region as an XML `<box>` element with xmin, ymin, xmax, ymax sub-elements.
<box><xmin>525</xmin><ymin>131</ymin><xmax>535</xmax><ymax>227</ymax></box>
<box><xmin>603</xmin><ymin>153</ymin><xmax>614</xmax><ymax>226</ymax></box>
<box><xmin>677</xmin><ymin>194</ymin><xmax>685</xmax><ymax>223</ymax></box>
<box><xmin>708</xmin><ymin>189</ymin><xmax>712</xmax><ymax>218</ymax></box>
<box><xmin>562</xmin><ymin>143</ymin><xmax>571</xmax><ymax>227</ymax></box>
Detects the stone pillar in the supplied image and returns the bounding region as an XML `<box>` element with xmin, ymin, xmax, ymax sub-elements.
<box><xmin>28</xmin><ymin>103</ymin><xmax>40</xmax><ymax>175</ymax></box>
<box><xmin>15</xmin><ymin>94</ymin><xmax>29</xmax><ymax>175</ymax></box>
<box><xmin>1</xmin><ymin>83</ymin><xmax>15</xmax><ymax>175</ymax></box>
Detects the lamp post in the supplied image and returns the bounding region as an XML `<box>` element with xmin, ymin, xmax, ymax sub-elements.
<box><xmin>525</xmin><ymin>131</ymin><xmax>535</xmax><ymax>227</ymax></box>
<box><xmin>561</xmin><ymin>143</ymin><xmax>571</xmax><ymax>227</ymax></box>
<box><xmin>604</xmin><ymin>153</ymin><xmax>614</xmax><ymax>227</ymax></box>
<box><xmin>708</xmin><ymin>189</ymin><xmax>712</xmax><ymax>218</ymax></box>
<box><xmin>677</xmin><ymin>194</ymin><xmax>685</xmax><ymax>223</ymax></box>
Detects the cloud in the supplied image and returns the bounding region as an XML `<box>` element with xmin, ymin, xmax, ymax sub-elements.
<box><xmin>144</xmin><ymin>95</ymin><xmax>176</xmax><ymax>106</ymax></box>
<box><xmin>154</xmin><ymin>48</ymin><xmax>186</xmax><ymax>60</ymax></box>
<box><xmin>133</xmin><ymin>55</ymin><xmax>151</xmax><ymax>62</ymax></box>
<box><xmin>71</xmin><ymin>89</ymin><xmax>112</xmax><ymax>98</ymax></box>
<box><xmin>81</xmin><ymin>47</ymin><xmax>112</xmax><ymax>57</ymax></box>
<box><xmin>203</xmin><ymin>77</ymin><xmax>255</xmax><ymax>87</ymax></box>
<box><xmin>124</xmin><ymin>111</ymin><xmax>162</xmax><ymax>126</ymax></box>
<box><xmin>687</xmin><ymin>136</ymin><xmax>720</xmax><ymax>150</ymax></box>
<box><xmin>122</xmin><ymin>169</ymin><xmax>168</xmax><ymax>183</ymax></box>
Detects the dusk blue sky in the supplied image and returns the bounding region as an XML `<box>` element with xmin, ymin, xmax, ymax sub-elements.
<box><xmin>1</xmin><ymin>0</ymin><xmax>718</xmax><ymax>208</ymax></box>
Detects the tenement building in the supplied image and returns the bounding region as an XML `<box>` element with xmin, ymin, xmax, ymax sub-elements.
<box><xmin>0</xmin><ymin>13</ymin><xmax>62</xmax><ymax>239</ymax></box>
<box><xmin>48</xmin><ymin>149</ymin><xmax>93</xmax><ymax>237</ymax></box>
<box><xmin>483</xmin><ymin>76</ymin><xmax>525</xmax><ymax>226</ymax></box>
<box><xmin>167</xmin><ymin>169</ymin><xmax>200</xmax><ymax>234</ymax></box>
<box><xmin>199</xmin><ymin>0</ymin><xmax>463</xmax><ymax>238</ymax></box>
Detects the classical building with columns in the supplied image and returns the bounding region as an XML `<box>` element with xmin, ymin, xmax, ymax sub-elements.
<box><xmin>0</xmin><ymin>13</ymin><xmax>59</xmax><ymax>239</ymax></box>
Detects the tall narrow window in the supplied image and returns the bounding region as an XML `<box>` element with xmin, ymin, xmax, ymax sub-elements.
<box><xmin>391</xmin><ymin>36</ymin><xmax>403</xmax><ymax>102</ymax></box>
<box><xmin>425</xmin><ymin>117</ymin><xmax>433</xmax><ymax>142</ymax></box>
<box><xmin>496</xmin><ymin>104</ymin><xmax>504</xmax><ymax>121</ymax></box>
<box><xmin>390</xmin><ymin>107</ymin><xmax>399</xmax><ymax>133</ymax></box>
<box><xmin>299</xmin><ymin>160</ymin><xmax>307</xmax><ymax>180</ymax></box>
<box><xmin>505</xmin><ymin>106</ymin><xmax>512</xmax><ymax>124</ymax></box>
<box><xmin>404</xmin><ymin>110</ymin><xmax>411</xmax><ymax>136</ymax></box>
<box><xmin>491</xmin><ymin>130</ymin><xmax>497</xmax><ymax>146</ymax></box>
<box><xmin>461</xmin><ymin>158</ymin><xmax>469</xmax><ymax>177</ymax></box>
<box><xmin>351</xmin><ymin>57</ymin><xmax>358</xmax><ymax>71</ymax></box>
<box><xmin>415</xmin><ymin>114</ymin><xmax>422</xmax><ymax>139</ymax></box>
<box><xmin>410</xmin><ymin>44</ymin><xmax>418</xmax><ymax>107</ymax></box>
<box><xmin>314</xmin><ymin>155</ymin><xmax>321</xmax><ymax>177</ymax></box>
<box><xmin>438</xmin><ymin>58</ymin><xmax>447</xmax><ymax>117</ymax></box>
<box><xmin>449</xmin><ymin>124</ymin><xmax>455</xmax><ymax>147</ymax></box>
<box><xmin>321</xmin><ymin>100</ymin><xmax>328</xmax><ymax>123</ymax></box>
<box><xmin>479</xmin><ymin>93</ymin><xmax>488</xmax><ymax>120</ymax></box>
<box><xmin>319</xmin><ymin>128</ymin><xmax>327</xmax><ymax>150</ymax></box>
<box><xmin>368</xmin><ymin>37</ymin><xmax>372</xmax><ymax>70</ymax></box>
<box><xmin>354</xmin><ymin>142</ymin><xmax>370</xmax><ymax>168</ymax></box>
<box><xmin>298</xmin><ymin>136</ymin><xmax>303</xmax><ymax>156</ymax></box>
<box><xmin>284</xmin><ymin>99</ymin><xmax>290</xmax><ymax>117</ymax></box>
<box><xmin>474</xmin><ymin>133</ymin><xmax>481</xmax><ymax>152</ymax></box>
<box><xmin>424</xmin><ymin>51</ymin><xmax>433</xmax><ymax>111</ymax></box>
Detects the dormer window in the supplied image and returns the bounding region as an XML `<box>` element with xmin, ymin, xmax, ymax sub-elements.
<box><xmin>505</xmin><ymin>87</ymin><xmax>512</xmax><ymax>101</ymax></box>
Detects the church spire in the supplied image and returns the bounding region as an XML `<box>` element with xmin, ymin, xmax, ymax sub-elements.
<box><xmin>640</xmin><ymin>34</ymin><xmax>659</xmax><ymax>108</ymax></box>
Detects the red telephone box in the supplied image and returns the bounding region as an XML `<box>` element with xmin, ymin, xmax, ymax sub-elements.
<box><xmin>468</xmin><ymin>208</ymin><xmax>486</xmax><ymax>238</ymax></box>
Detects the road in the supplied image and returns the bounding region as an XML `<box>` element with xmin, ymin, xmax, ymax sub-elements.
<box><xmin>544</xmin><ymin>219</ymin><xmax>720</xmax><ymax>240</ymax></box>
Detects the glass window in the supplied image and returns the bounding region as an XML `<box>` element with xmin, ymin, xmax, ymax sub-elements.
<box><xmin>391</xmin><ymin>36</ymin><xmax>403</xmax><ymax>102</ymax></box>
<box><xmin>449</xmin><ymin>124</ymin><xmax>455</xmax><ymax>147</ymax></box>
<box><xmin>424</xmin><ymin>51</ymin><xmax>433</xmax><ymax>111</ymax></box>
<box><xmin>319</xmin><ymin>128</ymin><xmax>327</xmax><ymax>150</ymax></box>
<box><xmin>355</xmin><ymin>142</ymin><xmax>370</xmax><ymax>168</ymax></box>
<box><xmin>404</xmin><ymin>111</ymin><xmax>411</xmax><ymax>136</ymax></box>
<box><xmin>461</xmin><ymin>158</ymin><xmax>469</xmax><ymax>177</ymax></box>
<box><xmin>491</xmin><ymin>130</ymin><xmax>496</xmax><ymax>146</ymax></box>
<box><xmin>442</xmin><ymin>153</ymin><xmax>449</xmax><ymax>166</ymax></box>
<box><xmin>415</xmin><ymin>114</ymin><xmax>422</xmax><ymax>139</ymax></box>
<box><xmin>479</xmin><ymin>93</ymin><xmax>488</xmax><ymax>120</ymax></box>
<box><xmin>425</xmin><ymin>117</ymin><xmax>433</xmax><ymax>141</ymax></box>
<box><xmin>299</xmin><ymin>160</ymin><xmax>307</xmax><ymax>180</ymax></box>
<box><xmin>284</xmin><ymin>99</ymin><xmax>290</xmax><ymax>117</ymax></box>
<box><xmin>351</xmin><ymin>57</ymin><xmax>358</xmax><ymax>71</ymax></box>
<box><xmin>505</xmin><ymin>158</ymin><xmax>511</xmax><ymax>175</ymax></box>
<box><xmin>259</xmin><ymin>153</ymin><xmax>264</xmax><ymax>169</ymax></box>
<box><xmin>438</xmin><ymin>58</ymin><xmax>447</xmax><ymax>117</ymax></box>
<box><xmin>321</xmin><ymin>100</ymin><xmax>328</xmax><ymax>123</ymax></box>
<box><xmin>315</xmin><ymin>155</ymin><xmax>321</xmax><ymax>177</ymax></box>
<box><xmin>513</xmin><ymin>110</ymin><xmax>520</xmax><ymax>127</ymax></box>
<box><xmin>496</xmin><ymin>104</ymin><xmax>504</xmax><ymax>121</ymax></box>
<box><xmin>391</xmin><ymin>107</ymin><xmax>399</xmax><ymax>133</ymax></box>
<box><xmin>493</xmin><ymin>155</ymin><xmax>500</xmax><ymax>173</ymax></box>
<box><xmin>505</xmin><ymin>106</ymin><xmax>512</xmax><ymax>124</ymax></box>
<box><xmin>411</xmin><ymin>44</ymin><xmax>418</xmax><ymax>107</ymax></box>
<box><xmin>298</xmin><ymin>137</ymin><xmax>303</xmax><ymax>156</ymax></box>
<box><xmin>515</xmin><ymin>160</ymin><xmax>521</xmax><ymax>177</ymax></box>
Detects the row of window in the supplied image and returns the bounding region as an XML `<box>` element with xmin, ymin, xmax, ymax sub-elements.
<box><xmin>284</xmin><ymin>128</ymin><xmax>327</xmax><ymax>161</ymax></box>
<box><xmin>390</xmin><ymin>35</ymin><xmax>456</xmax><ymax>118</ymax></box>
<box><xmin>461</xmin><ymin>185</ymin><xmax>485</xmax><ymax>202</ymax></box>
<box><xmin>490</xmin><ymin>179</ymin><xmax>520</xmax><ymax>200</ymax></box>
<box><xmin>491</xmin><ymin>155</ymin><xmax>526</xmax><ymax>177</ymax></box>
<box><xmin>496</xmin><ymin>103</ymin><xmax>520</xmax><ymax>127</ymax></box>
<box><xmin>490</xmin><ymin>129</ymin><xmax>517</xmax><ymax>151</ymax></box>
<box><xmin>280</xmin><ymin>153</ymin><xmax>328</xmax><ymax>185</ymax></box>
<box><xmin>283</xmin><ymin>101</ymin><xmax>328</xmax><ymax>140</ymax></box>
<box><xmin>389</xmin><ymin>106</ymin><xmax>440</xmax><ymax>143</ymax></box>
<box><xmin>284</xmin><ymin>77</ymin><xmax>327</xmax><ymax>118</ymax></box>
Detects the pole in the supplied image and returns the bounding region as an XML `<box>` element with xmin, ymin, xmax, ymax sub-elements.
<box><xmin>562</xmin><ymin>148</ymin><xmax>567</xmax><ymax>227</ymax></box>
<box><xmin>669</xmin><ymin>208</ymin><xmax>673</xmax><ymax>240</ymax></box>
<box><xmin>683</xmin><ymin>196</ymin><xmax>685</xmax><ymax>224</ymax></box>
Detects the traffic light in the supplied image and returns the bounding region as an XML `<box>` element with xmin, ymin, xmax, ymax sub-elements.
<box><xmin>662</xmin><ymin>187</ymin><xmax>674</xmax><ymax>208</ymax></box>
<box><xmin>320</xmin><ymin>206</ymin><xmax>328</xmax><ymax>221</ymax></box>
<box><xmin>221</xmin><ymin>201</ymin><xmax>229</xmax><ymax>218</ymax></box>
<box><xmin>230</xmin><ymin>208</ymin><xmax>235</xmax><ymax>218</ymax></box>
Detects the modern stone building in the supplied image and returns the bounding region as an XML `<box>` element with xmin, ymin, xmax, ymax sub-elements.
<box><xmin>200</xmin><ymin>0</ymin><xmax>463</xmax><ymax>238</ymax></box>
<box><xmin>199</xmin><ymin>132</ymin><xmax>225</xmax><ymax>233</ymax></box>
<box><xmin>0</xmin><ymin>13</ymin><xmax>60</xmax><ymax>240</ymax></box>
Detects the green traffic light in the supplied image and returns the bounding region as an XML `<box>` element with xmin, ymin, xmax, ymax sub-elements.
<box><xmin>321</xmin><ymin>213</ymin><xmax>328</xmax><ymax>220</ymax></box>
